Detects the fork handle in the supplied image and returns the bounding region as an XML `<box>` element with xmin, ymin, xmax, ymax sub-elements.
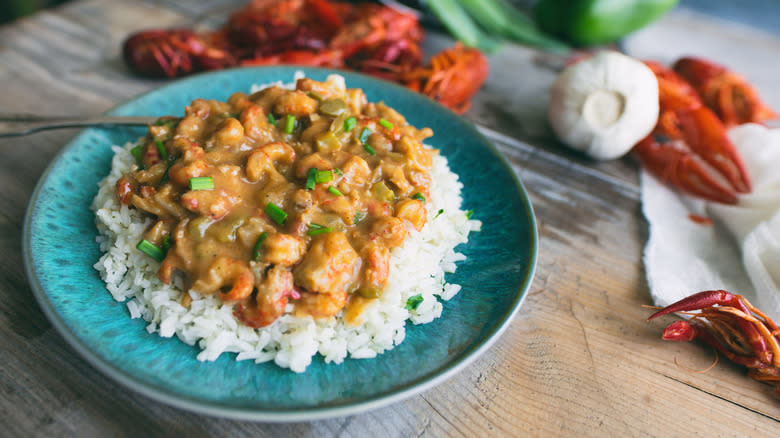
<box><xmin>0</xmin><ymin>114</ymin><xmax>158</xmax><ymax>137</ymax></box>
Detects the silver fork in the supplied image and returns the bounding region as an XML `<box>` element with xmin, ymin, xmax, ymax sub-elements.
<box><xmin>0</xmin><ymin>114</ymin><xmax>159</xmax><ymax>137</ymax></box>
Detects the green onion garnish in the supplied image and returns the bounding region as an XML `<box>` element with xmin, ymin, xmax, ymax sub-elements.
<box><xmin>465</xmin><ymin>209</ymin><xmax>474</xmax><ymax>219</ymax></box>
<box><xmin>333</xmin><ymin>168</ymin><xmax>343</xmax><ymax>176</ymax></box>
<box><xmin>155</xmin><ymin>139</ymin><xmax>168</xmax><ymax>160</ymax></box>
<box><xmin>344</xmin><ymin>116</ymin><xmax>356</xmax><ymax>132</ymax></box>
<box><xmin>162</xmin><ymin>235</ymin><xmax>172</xmax><ymax>250</ymax></box>
<box><xmin>305</xmin><ymin>167</ymin><xmax>317</xmax><ymax>190</ymax></box>
<box><xmin>354</xmin><ymin>211</ymin><xmax>365</xmax><ymax>224</ymax></box>
<box><xmin>284</xmin><ymin>114</ymin><xmax>296</xmax><ymax>134</ymax></box>
<box><xmin>252</xmin><ymin>232</ymin><xmax>268</xmax><ymax>261</ymax></box>
<box><xmin>359</xmin><ymin>127</ymin><xmax>372</xmax><ymax>144</ymax></box>
<box><xmin>434</xmin><ymin>209</ymin><xmax>444</xmax><ymax>219</ymax></box>
<box><xmin>154</xmin><ymin>118</ymin><xmax>178</xmax><ymax>129</ymax></box>
<box><xmin>363</xmin><ymin>144</ymin><xmax>376</xmax><ymax>156</ymax></box>
<box><xmin>412</xmin><ymin>192</ymin><xmax>426</xmax><ymax>203</ymax></box>
<box><xmin>130</xmin><ymin>145</ymin><xmax>144</xmax><ymax>166</ymax></box>
<box><xmin>328</xmin><ymin>186</ymin><xmax>342</xmax><ymax>196</ymax></box>
<box><xmin>405</xmin><ymin>294</ymin><xmax>424</xmax><ymax>311</ymax></box>
<box><xmin>136</xmin><ymin>239</ymin><xmax>165</xmax><ymax>262</ymax></box>
<box><xmin>315</xmin><ymin>170</ymin><xmax>333</xmax><ymax>184</ymax></box>
<box><xmin>189</xmin><ymin>176</ymin><xmax>214</xmax><ymax>191</ymax></box>
<box><xmin>265</xmin><ymin>202</ymin><xmax>287</xmax><ymax>225</ymax></box>
<box><xmin>159</xmin><ymin>163</ymin><xmax>171</xmax><ymax>185</ymax></box>
<box><xmin>307</xmin><ymin>223</ymin><xmax>333</xmax><ymax>236</ymax></box>
<box><xmin>267</xmin><ymin>113</ymin><xmax>277</xmax><ymax>127</ymax></box>
<box><xmin>379</xmin><ymin>118</ymin><xmax>394</xmax><ymax>129</ymax></box>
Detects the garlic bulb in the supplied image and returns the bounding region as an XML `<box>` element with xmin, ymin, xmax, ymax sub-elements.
<box><xmin>548</xmin><ymin>51</ymin><xmax>659</xmax><ymax>160</ymax></box>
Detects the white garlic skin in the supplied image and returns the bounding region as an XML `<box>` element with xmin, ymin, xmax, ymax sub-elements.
<box><xmin>548</xmin><ymin>51</ymin><xmax>660</xmax><ymax>160</ymax></box>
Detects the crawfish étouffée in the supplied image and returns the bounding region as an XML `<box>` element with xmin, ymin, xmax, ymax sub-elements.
<box><xmin>117</xmin><ymin>77</ymin><xmax>435</xmax><ymax>327</ymax></box>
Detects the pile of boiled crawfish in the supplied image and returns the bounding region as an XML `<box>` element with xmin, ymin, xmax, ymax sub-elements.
<box><xmin>122</xmin><ymin>0</ymin><xmax>488</xmax><ymax>114</ymax></box>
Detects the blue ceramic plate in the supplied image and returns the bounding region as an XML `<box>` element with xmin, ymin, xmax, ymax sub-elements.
<box><xmin>23</xmin><ymin>67</ymin><xmax>537</xmax><ymax>421</ymax></box>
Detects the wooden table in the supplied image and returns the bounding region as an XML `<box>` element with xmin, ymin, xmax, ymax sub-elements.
<box><xmin>2</xmin><ymin>1</ymin><xmax>779</xmax><ymax>435</ymax></box>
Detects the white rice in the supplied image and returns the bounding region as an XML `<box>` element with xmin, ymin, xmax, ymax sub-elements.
<box><xmin>91</xmin><ymin>76</ymin><xmax>481</xmax><ymax>372</ymax></box>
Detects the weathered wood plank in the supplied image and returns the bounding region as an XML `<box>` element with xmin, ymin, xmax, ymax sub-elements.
<box><xmin>1</xmin><ymin>1</ymin><xmax>779</xmax><ymax>436</ymax></box>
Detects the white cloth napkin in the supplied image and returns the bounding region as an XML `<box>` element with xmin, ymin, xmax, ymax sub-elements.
<box><xmin>641</xmin><ymin>123</ymin><xmax>780</xmax><ymax>321</ymax></box>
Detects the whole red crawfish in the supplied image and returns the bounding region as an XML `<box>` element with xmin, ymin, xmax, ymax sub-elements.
<box><xmin>632</xmin><ymin>59</ymin><xmax>755</xmax><ymax>205</ymax></box>
<box><xmin>673</xmin><ymin>57</ymin><xmax>778</xmax><ymax>127</ymax></box>
<box><xmin>648</xmin><ymin>290</ymin><xmax>780</xmax><ymax>396</ymax></box>
<box><xmin>122</xmin><ymin>0</ymin><xmax>487</xmax><ymax>114</ymax></box>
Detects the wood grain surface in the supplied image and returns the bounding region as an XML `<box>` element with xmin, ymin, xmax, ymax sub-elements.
<box><xmin>1</xmin><ymin>1</ymin><xmax>778</xmax><ymax>436</ymax></box>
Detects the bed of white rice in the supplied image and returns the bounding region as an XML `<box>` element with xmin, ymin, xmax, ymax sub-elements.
<box><xmin>91</xmin><ymin>76</ymin><xmax>480</xmax><ymax>372</ymax></box>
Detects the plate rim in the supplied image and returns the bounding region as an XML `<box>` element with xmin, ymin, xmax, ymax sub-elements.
<box><xmin>22</xmin><ymin>66</ymin><xmax>538</xmax><ymax>422</ymax></box>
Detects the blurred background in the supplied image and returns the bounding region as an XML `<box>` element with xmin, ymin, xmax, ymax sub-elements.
<box><xmin>2</xmin><ymin>0</ymin><xmax>777</xmax><ymax>35</ymax></box>
<box><xmin>2</xmin><ymin>0</ymin><xmax>69</xmax><ymax>24</ymax></box>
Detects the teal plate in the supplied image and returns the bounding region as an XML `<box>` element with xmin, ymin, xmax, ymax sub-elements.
<box><xmin>23</xmin><ymin>67</ymin><xmax>537</xmax><ymax>421</ymax></box>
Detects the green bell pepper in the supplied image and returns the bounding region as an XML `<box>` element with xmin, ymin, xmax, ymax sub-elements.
<box><xmin>534</xmin><ymin>0</ymin><xmax>679</xmax><ymax>46</ymax></box>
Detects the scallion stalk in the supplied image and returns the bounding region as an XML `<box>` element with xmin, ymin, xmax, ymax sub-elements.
<box><xmin>456</xmin><ymin>0</ymin><xmax>569</xmax><ymax>53</ymax></box>
<box><xmin>305</xmin><ymin>167</ymin><xmax>317</xmax><ymax>190</ymax></box>
<box><xmin>252</xmin><ymin>232</ymin><xmax>268</xmax><ymax>261</ymax></box>
<box><xmin>265</xmin><ymin>202</ymin><xmax>288</xmax><ymax>225</ymax></box>
<box><xmin>155</xmin><ymin>139</ymin><xmax>167</xmax><ymax>160</ymax></box>
<box><xmin>344</xmin><ymin>116</ymin><xmax>356</xmax><ymax>132</ymax></box>
<box><xmin>307</xmin><ymin>223</ymin><xmax>333</xmax><ymax>236</ymax></box>
<box><xmin>136</xmin><ymin>239</ymin><xmax>165</xmax><ymax>262</ymax></box>
<box><xmin>425</xmin><ymin>0</ymin><xmax>502</xmax><ymax>53</ymax></box>
<box><xmin>189</xmin><ymin>176</ymin><xmax>214</xmax><ymax>191</ymax></box>
<box><xmin>284</xmin><ymin>114</ymin><xmax>296</xmax><ymax>134</ymax></box>
<box><xmin>315</xmin><ymin>170</ymin><xmax>333</xmax><ymax>184</ymax></box>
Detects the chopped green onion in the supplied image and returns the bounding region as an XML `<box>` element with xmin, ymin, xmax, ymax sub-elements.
<box><xmin>189</xmin><ymin>176</ymin><xmax>214</xmax><ymax>191</ymax></box>
<box><xmin>315</xmin><ymin>170</ymin><xmax>333</xmax><ymax>184</ymax></box>
<box><xmin>328</xmin><ymin>186</ymin><xmax>343</xmax><ymax>196</ymax></box>
<box><xmin>354</xmin><ymin>211</ymin><xmax>365</xmax><ymax>224</ymax></box>
<box><xmin>412</xmin><ymin>192</ymin><xmax>426</xmax><ymax>203</ymax></box>
<box><xmin>434</xmin><ymin>209</ymin><xmax>444</xmax><ymax>219</ymax></box>
<box><xmin>267</xmin><ymin>113</ymin><xmax>277</xmax><ymax>127</ymax></box>
<box><xmin>363</xmin><ymin>144</ymin><xmax>376</xmax><ymax>156</ymax></box>
<box><xmin>162</xmin><ymin>235</ymin><xmax>172</xmax><ymax>250</ymax></box>
<box><xmin>305</xmin><ymin>167</ymin><xmax>317</xmax><ymax>190</ymax></box>
<box><xmin>307</xmin><ymin>223</ymin><xmax>333</xmax><ymax>236</ymax></box>
<box><xmin>159</xmin><ymin>163</ymin><xmax>171</xmax><ymax>185</ymax></box>
<box><xmin>155</xmin><ymin>139</ymin><xmax>168</xmax><ymax>160</ymax></box>
<box><xmin>359</xmin><ymin>127</ymin><xmax>372</xmax><ymax>144</ymax></box>
<box><xmin>284</xmin><ymin>114</ymin><xmax>296</xmax><ymax>134</ymax></box>
<box><xmin>405</xmin><ymin>294</ymin><xmax>424</xmax><ymax>311</ymax></box>
<box><xmin>252</xmin><ymin>232</ymin><xmax>268</xmax><ymax>261</ymax></box>
<box><xmin>465</xmin><ymin>209</ymin><xmax>474</xmax><ymax>219</ymax></box>
<box><xmin>136</xmin><ymin>239</ymin><xmax>165</xmax><ymax>262</ymax></box>
<box><xmin>333</xmin><ymin>167</ymin><xmax>343</xmax><ymax>176</ymax></box>
<box><xmin>265</xmin><ymin>202</ymin><xmax>287</xmax><ymax>225</ymax></box>
<box><xmin>343</xmin><ymin>116</ymin><xmax>356</xmax><ymax>132</ymax></box>
<box><xmin>379</xmin><ymin>118</ymin><xmax>394</xmax><ymax>129</ymax></box>
<box><xmin>154</xmin><ymin>118</ymin><xmax>179</xmax><ymax>128</ymax></box>
<box><xmin>130</xmin><ymin>144</ymin><xmax>144</xmax><ymax>166</ymax></box>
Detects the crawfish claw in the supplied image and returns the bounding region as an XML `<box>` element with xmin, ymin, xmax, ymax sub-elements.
<box><xmin>647</xmin><ymin>290</ymin><xmax>736</xmax><ymax>321</ymax></box>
